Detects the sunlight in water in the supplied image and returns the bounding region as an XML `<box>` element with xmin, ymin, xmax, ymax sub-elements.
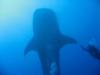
<box><xmin>0</xmin><ymin>0</ymin><xmax>22</xmax><ymax>17</ymax></box>
<box><xmin>0</xmin><ymin>0</ymin><xmax>36</xmax><ymax>21</ymax></box>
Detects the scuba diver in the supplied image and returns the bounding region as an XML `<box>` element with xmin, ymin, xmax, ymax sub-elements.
<box><xmin>24</xmin><ymin>8</ymin><xmax>77</xmax><ymax>75</ymax></box>
<box><xmin>80</xmin><ymin>39</ymin><xmax>100</xmax><ymax>60</ymax></box>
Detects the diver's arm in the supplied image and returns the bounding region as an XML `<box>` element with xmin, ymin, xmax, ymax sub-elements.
<box><xmin>79</xmin><ymin>45</ymin><xmax>89</xmax><ymax>52</ymax></box>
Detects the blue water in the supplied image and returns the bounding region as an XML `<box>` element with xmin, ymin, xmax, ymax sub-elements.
<box><xmin>0</xmin><ymin>0</ymin><xmax>100</xmax><ymax>75</ymax></box>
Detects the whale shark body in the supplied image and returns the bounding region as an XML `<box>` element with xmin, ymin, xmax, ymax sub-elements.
<box><xmin>24</xmin><ymin>8</ymin><xmax>77</xmax><ymax>75</ymax></box>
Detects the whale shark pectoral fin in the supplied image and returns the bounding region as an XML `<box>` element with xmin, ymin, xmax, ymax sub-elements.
<box><xmin>55</xmin><ymin>35</ymin><xmax>77</xmax><ymax>49</ymax></box>
<box><xmin>60</xmin><ymin>35</ymin><xmax>77</xmax><ymax>46</ymax></box>
<box><xmin>24</xmin><ymin>38</ymin><xmax>36</xmax><ymax>55</ymax></box>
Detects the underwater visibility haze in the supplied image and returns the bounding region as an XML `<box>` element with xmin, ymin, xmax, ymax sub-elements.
<box><xmin>0</xmin><ymin>0</ymin><xmax>100</xmax><ymax>75</ymax></box>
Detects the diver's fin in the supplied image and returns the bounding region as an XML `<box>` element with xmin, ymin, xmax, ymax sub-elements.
<box><xmin>24</xmin><ymin>38</ymin><xmax>36</xmax><ymax>55</ymax></box>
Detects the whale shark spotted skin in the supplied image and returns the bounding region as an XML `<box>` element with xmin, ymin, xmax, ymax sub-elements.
<box><xmin>24</xmin><ymin>8</ymin><xmax>77</xmax><ymax>75</ymax></box>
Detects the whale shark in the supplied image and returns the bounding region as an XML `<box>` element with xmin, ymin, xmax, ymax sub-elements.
<box><xmin>24</xmin><ymin>8</ymin><xmax>77</xmax><ymax>75</ymax></box>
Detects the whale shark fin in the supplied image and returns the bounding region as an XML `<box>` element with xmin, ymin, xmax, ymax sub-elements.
<box><xmin>63</xmin><ymin>35</ymin><xmax>77</xmax><ymax>44</ymax></box>
<box><xmin>24</xmin><ymin>38</ymin><xmax>36</xmax><ymax>55</ymax></box>
<box><xmin>58</xmin><ymin>35</ymin><xmax>77</xmax><ymax>47</ymax></box>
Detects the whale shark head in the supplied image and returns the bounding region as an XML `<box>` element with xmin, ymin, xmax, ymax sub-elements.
<box><xmin>33</xmin><ymin>8</ymin><xmax>60</xmax><ymax>39</ymax></box>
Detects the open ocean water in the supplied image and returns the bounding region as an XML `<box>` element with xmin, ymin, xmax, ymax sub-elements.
<box><xmin>0</xmin><ymin>0</ymin><xmax>100</xmax><ymax>75</ymax></box>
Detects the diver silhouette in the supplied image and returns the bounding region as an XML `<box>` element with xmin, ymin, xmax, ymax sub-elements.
<box><xmin>80</xmin><ymin>38</ymin><xmax>100</xmax><ymax>60</ymax></box>
<box><xmin>24</xmin><ymin>8</ymin><xmax>77</xmax><ymax>75</ymax></box>
<box><xmin>81</xmin><ymin>41</ymin><xmax>100</xmax><ymax>60</ymax></box>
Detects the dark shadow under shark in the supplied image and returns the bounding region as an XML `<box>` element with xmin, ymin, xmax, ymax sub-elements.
<box><xmin>24</xmin><ymin>8</ymin><xmax>77</xmax><ymax>75</ymax></box>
